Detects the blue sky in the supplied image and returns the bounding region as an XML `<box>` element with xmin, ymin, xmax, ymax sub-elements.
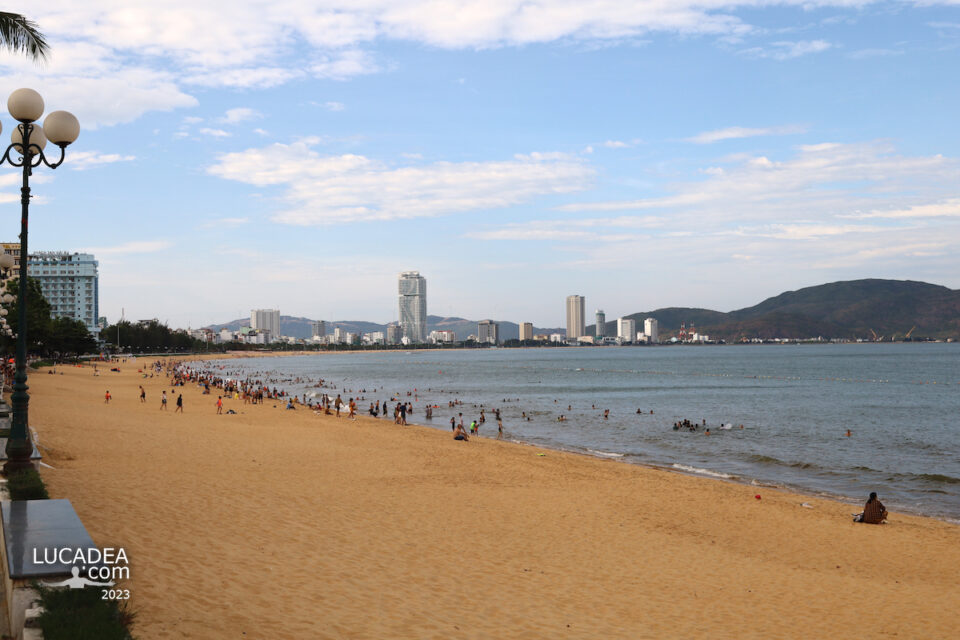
<box><xmin>1</xmin><ymin>1</ymin><xmax>959</xmax><ymax>328</ymax></box>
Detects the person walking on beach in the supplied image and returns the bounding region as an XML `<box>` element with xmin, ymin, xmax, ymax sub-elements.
<box><xmin>450</xmin><ymin>416</ymin><xmax>456</xmax><ymax>431</ymax></box>
<box><xmin>497</xmin><ymin>417</ymin><xmax>504</xmax><ymax>440</ymax></box>
<box><xmin>334</xmin><ymin>394</ymin><xmax>342</xmax><ymax>418</ymax></box>
<box><xmin>348</xmin><ymin>398</ymin><xmax>357</xmax><ymax>421</ymax></box>
<box><xmin>216</xmin><ymin>396</ymin><xmax>223</xmax><ymax>414</ymax></box>
<box><xmin>160</xmin><ymin>391</ymin><xmax>168</xmax><ymax>410</ymax></box>
<box><xmin>175</xmin><ymin>394</ymin><xmax>183</xmax><ymax>413</ymax></box>
<box><xmin>139</xmin><ymin>386</ymin><xmax>146</xmax><ymax>403</ymax></box>
<box><xmin>104</xmin><ymin>390</ymin><xmax>111</xmax><ymax>404</ymax></box>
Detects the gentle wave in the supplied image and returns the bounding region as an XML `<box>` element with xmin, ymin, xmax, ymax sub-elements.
<box><xmin>748</xmin><ymin>454</ymin><xmax>820</xmax><ymax>470</ymax></box>
<box><xmin>672</xmin><ymin>463</ymin><xmax>735</xmax><ymax>479</ymax></box>
<box><xmin>586</xmin><ymin>449</ymin><xmax>625</xmax><ymax>458</ymax></box>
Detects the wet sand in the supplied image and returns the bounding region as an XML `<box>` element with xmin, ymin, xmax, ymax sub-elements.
<box><xmin>27</xmin><ymin>358</ymin><xmax>960</xmax><ymax>638</ymax></box>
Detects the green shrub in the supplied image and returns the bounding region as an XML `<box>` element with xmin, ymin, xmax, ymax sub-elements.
<box><xmin>34</xmin><ymin>583</ymin><xmax>136</xmax><ymax>640</ymax></box>
<box><xmin>6</xmin><ymin>467</ymin><xmax>49</xmax><ymax>500</ymax></box>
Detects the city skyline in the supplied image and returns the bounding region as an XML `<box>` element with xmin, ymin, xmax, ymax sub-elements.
<box><xmin>2</xmin><ymin>2</ymin><xmax>960</xmax><ymax>328</ymax></box>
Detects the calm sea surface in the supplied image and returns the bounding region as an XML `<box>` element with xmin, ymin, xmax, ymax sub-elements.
<box><xmin>191</xmin><ymin>343</ymin><xmax>960</xmax><ymax>520</ymax></box>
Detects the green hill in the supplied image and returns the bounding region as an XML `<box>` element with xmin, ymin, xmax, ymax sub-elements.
<box><xmin>589</xmin><ymin>279</ymin><xmax>960</xmax><ymax>341</ymax></box>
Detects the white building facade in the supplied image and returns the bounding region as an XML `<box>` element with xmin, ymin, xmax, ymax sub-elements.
<box><xmin>398</xmin><ymin>271</ymin><xmax>427</xmax><ymax>343</ymax></box>
<box><xmin>617</xmin><ymin>317</ymin><xmax>636</xmax><ymax>342</ymax></box>
<box><xmin>251</xmin><ymin>309</ymin><xmax>280</xmax><ymax>338</ymax></box>
<box><xmin>566</xmin><ymin>295</ymin><xmax>585</xmax><ymax>339</ymax></box>
<box><xmin>28</xmin><ymin>252</ymin><xmax>100</xmax><ymax>338</ymax></box>
<box><xmin>644</xmin><ymin>317</ymin><xmax>659</xmax><ymax>344</ymax></box>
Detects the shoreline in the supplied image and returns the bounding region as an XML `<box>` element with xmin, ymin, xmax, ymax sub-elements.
<box><xmin>182</xmin><ymin>352</ymin><xmax>960</xmax><ymax>523</ymax></box>
<box><xmin>30</xmin><ymin>357</ymin><xmax>959</xmax><ymax>638</ymax></box>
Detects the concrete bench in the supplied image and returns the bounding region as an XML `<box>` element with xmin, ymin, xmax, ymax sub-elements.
<box><xmin>0</xmin><ymin>500</ymin><xmax>100</xmax><ymax>637</ymax></box>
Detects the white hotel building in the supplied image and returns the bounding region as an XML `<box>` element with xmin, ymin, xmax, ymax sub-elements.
<box><xmin>28</xmin><ymin>251</ymin><xmax>100</xmax><ymax>338</ymax></box>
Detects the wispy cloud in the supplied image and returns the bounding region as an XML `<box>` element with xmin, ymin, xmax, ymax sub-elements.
<box><xmin>208</xmin><ymin>143</ymin><xmax>594</xmax><ymax>224</ymax></box>
<box><xmin>741</xmin><ymin>39</ymin><xmax>832</xmax><ymax>60</ymax></box>
<box><xmin>66</xmin><ymin>151</ymin><xmax>136</xmax><ymax>170</ymax></box>
<box><xmin>219</xmin><ymin>108</ymin><xmax>261</xmax><ymax>124</ymax></box>
<box><xmin>199</xmin><ymin>128</ymin><xmax>232</xmax><ymax>138</ymax></box>
<box><xmin>686</xmin><ymin>124</ymin><xmax>807</xmax><ymax>144</ymax></box>
<box><xmin>201</xmin><ymin>217</ymin><xmax>251</xmax><ymax>228</ymax></box>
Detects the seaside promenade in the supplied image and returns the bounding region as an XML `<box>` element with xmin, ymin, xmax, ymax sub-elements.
<box><xmin>28</xmin><ymin>358</ymin><xmax>960</xmax><ymax>638</ymax></box>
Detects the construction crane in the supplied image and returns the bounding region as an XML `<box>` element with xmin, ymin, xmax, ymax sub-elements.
<box><xmin>869</xmin><ymin>329</ymin><xmax>885</xmax><ymax>342</ymax></box>
<box><xmin>905</xmin><ymin>325</ymin><xmax>917</xmax><ymax>339</ymax></box>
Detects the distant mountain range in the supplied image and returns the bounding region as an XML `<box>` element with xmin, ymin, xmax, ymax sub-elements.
<box><xmin>205</xmin><ymin>279</ymin><xmax>960</xmax><ymax>342</ymax></box>
<box><xmin>206</xmin><ymin>315</ymin><xmax>563</xmax><ymax>341</ymax></box>
<box><xmin>588</xmin><ymin>279</ymin><xmax>960</xmax><ymax>340</ymax></box>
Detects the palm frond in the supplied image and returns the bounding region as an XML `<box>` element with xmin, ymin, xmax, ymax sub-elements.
<box><xmin>0</xmin><ymin>12</ymin><xmax>49</xmax><ymax>63</ymax></box>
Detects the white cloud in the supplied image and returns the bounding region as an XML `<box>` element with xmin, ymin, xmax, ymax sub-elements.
<box><xmin>602</xmin><ymin>140</ymin><xmax>630</xmax><ymax>148</ymax></box>
<box><xmin>310</xmin><ymin>49</ymin><xmax>378</xmax><ymax>80</ymax></box>
<box><xmin>686</xmin><ymin>124</ymin><xmax>808</xmax><ymax>144</ymax></box>
<box><xmin>0</xmin><ymin>1</ymin><xmax>900</xmax><ymax>127</ymax></box>
<box><xmin>847</xmin><ymin>198</ymin><xmax>960</xmax><ymax>220</ymax></box>
<box><xmin>220</xmin><ymin>108</ymin><xmax>261</xmax><ymax>124</ymax></box>
<box><xmin>201</xmin><ymin>217</ymin><xmax>250</xmax><ymax>228</ymax></box>
<box><xmin>741</xmin><ymin>39</ymin><xmax>832</xmax><ymax>60</ymax></box>
<box><xmin>207</xmin><ymin>141</ymin><xmax>594</xmax><ymax>224</ymax></box>
<box><xmin>67</xmin><ymin>151</ymin><xmax>136</xmax><ymax>170</ymax></box>
<box><xmin>471</xmin><ymin>140</ymin><xmax>960</xmax><ymax>277</ymax></box>
<box><xmin>199</xmin><ymin>128</ymin><xmax>231</xmax><ymax>138</ymax></box>
<box><xmin>323</xmin><ymin>101</ymin><xmax>346</xmax><ymax>111</ymax></box>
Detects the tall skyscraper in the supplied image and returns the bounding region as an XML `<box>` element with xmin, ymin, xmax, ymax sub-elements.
<box><xmin>617</xmin><ymin>317</ymin><xmax>636</xmax><ymax>342</ymax></box>
<box><xmin>251</xmin><ymin>309</ymin><xmax>280</xmax><ymax>338</ymax></box>
<box><xmin>566</xmin><ymin>295</ymin><xmax>585</xmax><ymax>339</ymax></box>
<box><xmin>595</xmin><ymin>309</ymin><xmax>606</xmax><ymax>338</ymax></box>
<box><xmin>478</xmin><ymin>319</ymin><xmax>499</xmax><ymax>345</ymax></box>
<box><xmin>28</xmin><ymin>251</ymin><xmax>100</xmax><ymax>338</ymax></box>
<box><xmin>398</xmin><ymin>271</ymin><xmax>427</xmax><ymax>343</ymax></box>
<box><xmin>644</xmin><ymin>317</ymin><xmax>659</xmax><ymax>344</ymax></box>
<box><xmin>310</xmin><ymin>320</ymin><xmax>326</xmax><ymax>338</ymax></box>
<box><xmin>518</xmin><ymin>322</ymin><xmax>533</xmax><ymax>341</ymax></box>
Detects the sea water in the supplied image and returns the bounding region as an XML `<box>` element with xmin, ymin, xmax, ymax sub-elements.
<box><xmin>192</xmin><ymin>343</ymin><xmax>960</xmax><ymax>520</ymax></box>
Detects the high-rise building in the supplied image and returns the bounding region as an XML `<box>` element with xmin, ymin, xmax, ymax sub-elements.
<box><xmin>251</xmin><ymin>309</ymin><xmax>280</xmax><ymax>339</ymax></box>
<box><xmin>478</xmin><ymin>319</ymin><xmax>499</xmax><ymax>345</ymax></box>
<box><xmin>617</xmin><ymin>317</ymin><xmax>636</xmax><ymax>342</ymax></box>
<box><xmin>386</xmin><ymin>323</ymin><xmax>402</xmax><ymax>345</ymax></box>
<box><xmin>310</xmin><ymin>320</ymin><xmax>326</xmax><ymax>338</ymax></box>
<box><xmin>566</xmin><ymin>295</ymin><xmax>585</xmax><ymax>339</ymax></box>
<box><xmin>398</xmin><ymin>271</ymin><xmax>427</xmax><ymax>343</ymax></box>
<box><xmin>518</xmin><ymin>322</ymin><xmax>533</xmax><ymax>341</ymax></box>
<box><xmin>596</xmin><ymin>309</ymin><xmax>606</xmax><ymax>338</ymax></box>
<box><xmin>28</xmin><ymin>251</ymin><xmax>100</xmax><ymax>338</ymax></box>
<box><xmin>644</xmin><ymin>317</ymin><xmax>659</xmax><ymax>344</ymax></box>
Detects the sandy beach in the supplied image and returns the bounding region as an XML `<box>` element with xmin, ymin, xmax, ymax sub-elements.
<box><xmin>25</xmin><ymin>357</ymin><xmax>960</xmax><ymax>638</ymax></box>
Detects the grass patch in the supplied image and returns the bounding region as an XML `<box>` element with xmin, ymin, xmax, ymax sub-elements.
<box><xmin>34</xmin><ymin>583</ymin><xmax>136</xmax><ymax>640</ymax></box>
<box><xmin>29</xmin><ymin>359</ymin><xmax>56</xmax><ymax>370</ymax></box>
<box><xmin>6</xmin><ymin>467</ymin><xmax>49</xmax><ymax>500</ymax></box>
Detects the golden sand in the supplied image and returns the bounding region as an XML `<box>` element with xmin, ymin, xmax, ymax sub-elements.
<box><xmin>25</xmin><ymin>358</ymin><xmax>960</xmax><ymax>638</ymax></box>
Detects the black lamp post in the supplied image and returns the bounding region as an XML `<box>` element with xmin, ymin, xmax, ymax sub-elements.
<box><xmin>0</xmin><ymin>88</ymin><xmax>79</xmax><ymax>475</ymax></box>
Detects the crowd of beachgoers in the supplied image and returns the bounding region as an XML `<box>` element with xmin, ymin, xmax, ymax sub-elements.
<box><xmin>140</xmin><ymin>359</ymin><xmax>748</xmax><ymax>446</ymax></box>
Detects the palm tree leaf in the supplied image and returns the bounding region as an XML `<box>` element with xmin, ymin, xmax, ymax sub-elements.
<box><xmin>0</xmin><ymin>12</ymin><xmax>49</xmax><ymax>63</ymax></box>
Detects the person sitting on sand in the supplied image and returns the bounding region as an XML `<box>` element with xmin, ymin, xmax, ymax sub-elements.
<box><xmin>855</xmin><ymin>492</ymin><xmax>888</xmax><ymax>524</ymax></box>
<box><xmin>453</xmin><ymin>422</ymin><xmax>469</xmax><ymax>441</ymax></box>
